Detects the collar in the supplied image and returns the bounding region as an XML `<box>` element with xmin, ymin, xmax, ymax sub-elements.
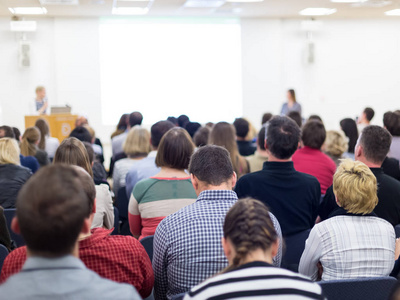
<box><xmin>227</xmin><ymin>261</ymin><xmax>273</xmax><ymax>273</ymax></box>
<box><xmin>328</xmin><ymin>206</ymin><xmax>377</xmax><ymax>218</ymax></box>
<box><xmin>147</xmin><ymin>151</ymin><xmax>157</xmax><ymax>158</ymax></box>
<box><xmin>301</xmin><ymin>146</ymin><xmax>321</xmax><ymax>152</ymax></box>
<box><xmin>262</xmin><ymin>161</ymin><xmax>295</xmax><ymax>172</ymax></box>
<box><xmin>79</xmin><ymin>228</ymin><xmax>112</xmax><ymax>249</ymax></box>
<box><xmin>22</xmin><ymin>255</ymin><xmax>85</xmax><ymax>272</ymax></box>
<box><xmin>197</xmin><ymin>190</ymin><xmax>238</xmax><ymax>202</ymax></box>
<box><xmin>370</xmin><ymin>167</ymin><xmax>384</xmax><ymax>175</ymax></box>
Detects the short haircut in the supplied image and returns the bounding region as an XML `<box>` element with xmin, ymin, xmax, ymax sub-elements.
<box><xmin>35</xmin><ymin>86</ymin><xmax>45</xmax><ymax>93</ymax></box>
<box><xmin>193</xmin><ymin>126</ymin><xmax>211</xmax><ymax>148</ymax></box>
<box><xmin>69</xmin><ymin>126</ymin><xmax>92</xmax><ymax>143</ymax></box>
<box><xmin>16</xmin><ymin>165</ymin><xmax>91</xmax><ymax>257</ymax></box>
<box><xmin>185</xmin><ymin>122</ymin><xmax>202</xmax><ymax>138</ymax></box>
<box><xmin>302</xmin><ymin>120</ymin><xmax>326</xmax><ymax>149</ymax></box>
<box><xmin>150</xmin><ymin>120</ymin><xmax>175</xmax><ymax>148</ymax></box>
<box><xmin>0</xmin><ymin>126</ymin><xmax>15</xmax><ymax>139</ymax></box>
<box><xmin>122</xmin><ymin>126</ymin><xmax>151</xmax><ymax>156</ymax></box>
<box><xmin>82</xmin><ymin>142</ymin><xmax>95</xmax><ymax>164</ymax></box>
<box><xmin>258</xmin><ymin>126</ymin><xmax>266</xmax><ymax>150</ymax></box>
<box><xmin>262</xmin><ymin>113</ymin><xmax>273</xmax><ymax>125</ymax></box>
<box><xmin>178</xmin><ymin>115</ymin><xmax>190</xmax><ymax>127</ymax></box>
<box><xmin>0</xmin><ymin>138</ymin><xmax>20</xmax><ymax>165</ymax></box>
<box><xmin>359</xmin><ymin>125</ymin><xmax>392</xmax><ymax>165</ymax></box>
<box><xmin>188</xmin><ymin>145</ymin><xmax>234</xmax><ymax>186</ymax></box>
<box><xmin>308</xmin><ymin>115</ymin><xmax>323</xmax><ymax>123</ymax></box>
<box><xmin>364</xmin><ymin>107</ymin><xmax>375</xmax><ymax>122</ymax></box>
<box><xmin>129</xmin><ymin>111</ymin><xmax>143</xmax><ymax>127</ymax></box>
<box><xmin>265</xmin><ymin>116</ymin><xmax>300</xmax><ymax>159</ymax></box>
<box><xmin>325</xmin><ymin>130</ymin><xmax>348</xmax><ymax>156</ymax></box>
<box><xmin>167</xmin><ymin>116</ymin><xmax>178</xmax><ymax>126</ymax></box>
<box><xmin>383</xmin><ymin>111</ymin><xmax>400</xmax><ymax>136</ymax></box>
<box><xmin>155</xmin><ymin>127</ymin><xmax>195</xmax><ymax>169</ymax></box>
<box><xmin>233</xmin><ymin>118</ymin><xmax>249</xmax><ymax>138</ymax></box>
<box><xmin>333</xmin><ymin>160</ymin><xmax>378</xmax><ymax>214</ymax></box>
<box><xmin>287</xmin><ymin>111</ymin><xmax>302</xmax><ymax>128</ymax></box>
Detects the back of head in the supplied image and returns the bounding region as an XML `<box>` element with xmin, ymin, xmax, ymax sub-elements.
<box><xmin>233</xmin><ymin>118</ymin><xmax>250</xmax><ymax>139</ymax></box>
<box><xmin>262</xmin><ymin>113</ymin><xmax>273</xmax><ymax>125</ymax></box>
<box><xmin>193</xmin><ymin>126</ymin><xmax>211</xmax><ymax>148</ymax></box>
<box><xmin>178</xmin><ymin>115</ymin><xmax>190</xmax><ymax>127</ymax></box>
<box><xmin>0</xmin><ymin>138</ymin><xmax>20</xmax><ymax>165</ymax></box>
<box><xmin>69</xmin><ymin>126</ymin><xmax>92</xmax><ymax>143</ymax></box>
<box><xmin>188</xmin><ymin>145</ymin><xmax>233</xmax><ymax>186</ymax></box>
<box><xmin>185</xmin><ymin>122</ymin><xmax>202</xmax><ymax>138</ymax></box>
<box><xmin>16</xmin><ymin>165</ymin><xmax>91</xmax><ymax>257</ymax></box>
<box><xmin>167</xmin><ymin>116</ymin><xmax>178</xmax><ymax>126</ymax></box>
<box><xmin>13</xmin><ymin>128</ymin><xmax>20</xmax><ymax>142</ymax></box>
<box><xmin>155</xmin><ymin>127</ymin><xmax>195</xmax><ymax>170</ymax></box>
<box><xmin>364</xmin><ymin>107</ymin><xmax>375</xmax><ymax>122</ymax></box>
<box><xmin>287</xmin><ymin>111</ymin><xmax>302</xmax><ymax>128</ymax></box>
<box><xmin>117</xmin><ymin>114</ymin><xmax>129</xmax><ymax>131</ymax></box>
<box><xmin>223</xmin><ymin>198</ymin><xmax>277</xmax><ymax>271</ymax></box>
<box><xmin>75</xmin><ymin>116</ymin><xmax>88</xmax><ymax>128</ymax></box>
<box><xmin>123</xmin><ymin>126</ymin><xmax>151</xmax><ymax>156</ymax></box>
<box><xmin>82</xmin><ymin>141</ymin><xmax>95</xmax><ymax>164</ymax></box>
<box><xmin>257</xmin><ymin>126</ymin><xmax>267</xmax><ymax>150</ymax></box>
<box><xmin>129</xmin><ymin>111</ymin><xmax>143</xmax><ymax>127</ymax></box>
<box><xmin>325</xmin><ymin>130</ymin><xmax>348</xmax><ymax>157</ymax></box>
<box><xmin>333</xmin><ymin>160</ymin><xmax>378</xmax><ymax>214</ymax></box>
<box><xmin>54</xmin><ymin>137</ymin><xmax>93</xmax><ymax>177</ymax></box>
<box><xmin>0</xmin><ymin>126</ymin><xmax>15</xmax><ymax>139</ymax></box>
<box><xmin>308</xmin><ymin>115</ymin><xmax>323</xmax><ymax>123</ymax></box>
<box><xmin>340</xmin><ymin>118</ymin><xmax>359</xmax><ymax>153</ymax></box>
<box><xmin>83</xmin><ymin>125</ymin><xmax>95</xmax><ymax>141</ymax></box>
<box><xmin>209</xmin><ymin>122</ymin><xmax>237</xmax><ymax>153</ymax></box>
<box><xmin>20</xmin><ymin>127</ymin><xmax>40</xmax><ymax>157</ymax></box>
<box><xmin>302</xmin><ymin>120</ymin><xmax>326</xmax><ymax>150</ymax></box>
<box><xmin>266</xmin><ymin>116</ymin><xmax>300</xmax><ymax>159</ymax></box>
<box><xmin>72</xmin><ymin>166</ymin><xmax>96</xmax><ymax>215</ymax></box>
<box><xmin>150</xmin><ymin>120</ymin><xmax>175</xmax><ymax>149</ymax></box>
<box><xmin>383</xmin><ymin>111</ymin><xmax>400</xmax><ymax>136</ymax></box>
<box><xmin>359</xmin><ymin>125</ymin><xmax>392</xmax><ymax>165</ymax></box>
<box><xmin>34</xmin><ymin>119</ymin><xmax>50</xmax><ymax>150</ymax></box>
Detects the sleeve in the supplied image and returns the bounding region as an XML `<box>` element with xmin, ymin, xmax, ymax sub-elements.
<box><xmin>234</xmin><ymin>177</ymin><xmax>248</xmax><ymax>199</ymax></box>
<box><xmin>112</xmin><ymin>163</ymin><xmax>121</xmax><ymax>196</ymax></box>
<box><xmin>128</xmin><ymin>193</ymin><xmax>142</xmax><ymax>237</ymax></box>
<box><xmin>0</xmin><ymin>207</ymin><xmax>12</xmax><ymax>252</ymax></box>
<box><xmin>153</xmin><ymin>220</ymin><xmax>170</xmax><ymax>300</ymax></box>
<box><xmin>0</xmin><ymin>247</ymin><xmax>27</xmax><ymax>283</ymax></box>
<box><xmin>299</xmin><ymin>227</ymin><xmax>322</xmax><ymax>281</ymax></box>
<box><xmin>269</xmin><ymin>212</ymin><xmax>282</xmax><ymax>267</ymax></box>
<box><xmin>318</xmin><ymin>186</ymin><xmax>339</xmax><ymax>221</ymax></box>
<box><xmin>311</xmin><ymin>179</ymin><xmax>321</xmax><ymax>225</ymax></box>
<box><xmin>92</xmin><ymin>185</ymin><xmax>114</xmax><ymax>229</ymax></box>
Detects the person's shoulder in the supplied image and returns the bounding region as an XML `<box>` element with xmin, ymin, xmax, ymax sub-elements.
<box><xmin>378</xmin><ymin>171</ymin><xmax>400</xmax><ymax>188</ymax></box>
<box><xmin>295</xmin><ymin>170</ymin><xmax>320</xmax><ymax>184</ymax></box>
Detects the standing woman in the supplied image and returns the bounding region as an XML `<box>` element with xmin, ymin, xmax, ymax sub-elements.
<box><xmin>20</xmin><ymin>127</ymin><xmax>50</xmax><ymax>167</ymax></box>
<box><xmin>35</xmin><ymin>118</ymin><xmax>60</xmax><ymax>160</ymax></box>
<box><xmin>34</xmin><ymin>86</ymin><xmax>48</xmax><ymax>115</ymax></box>
<box><xmin>281</xmin><ymin>89</ymin><xmax>302</xmax><ymax>116</ymax></box>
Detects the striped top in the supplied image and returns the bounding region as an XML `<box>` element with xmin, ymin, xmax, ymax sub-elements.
<box><xmin>184</xmin><ymin>261</ymin><xmax>324</xmax><ymax>300</ymax></box>
<box><xmin>128</xmin><ymin>177</ymin><xmax>197</xmax><ymax>240</ymax></box>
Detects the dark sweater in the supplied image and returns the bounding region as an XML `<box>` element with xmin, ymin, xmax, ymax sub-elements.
<box><xmin>319</xmin><ymin>168</ymin><xmax>400</xmax><ymax>226</ymax></box>
<box><xmin>382</xmin><ymin>157</ymin><xmax>400</xmax><ymax>181</ymax></box>
<box><xmin>0</xmin><ymin>164</ymin><xmax>31</xmax><ymax>208</ymax></box>
<box><xmin>235</xmin><ymin>161</ymin><xmax>320</xmax><ymax>236</ymax></box>
<box><xmin>237</xmin><ymin>141</ymin><xmax>256</xmax><ymax>157</ymax></box>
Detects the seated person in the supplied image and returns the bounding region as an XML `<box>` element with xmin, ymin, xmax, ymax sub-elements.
<box><xmin>233</xmin><ymin>118</ymin><xmax>256</xmax><ymax>156</ymax></box>
<box><xmin>292</xmin><ymin>120</ymin><xmax>336</xmax><ymax>194</ymax></box>
<box><xmin>83</xmin><ymin>142</ymin><xmax>108</xmax><ymax>185</ymax></box>
<box><xmin>382</xmin><ymin>156</ymin><xmax>400</xmax><ymax>181</ymax></box>
<box><xmin>20</xmin><ymin>127</ymin><xmax>50</xmax><ymax>167</ymax></box>
<box><xmin>0</xmin><ymin>165</ymin><xmax>139</xmax><ymax>299</ymax></box>
<box><xmin>34</xmin><ymin>118</ymin><xmax>60</xmax><ymax>160</ymax></box>
<box><xmin>193</xmin><ymin>126</ymin><xmax>210</xmax><ymax>148</ymax></box>
<box><xmin>184</xmin><ymin>199</ymin><xmax>323</xmax><ymax>300</ymax></box>
<box><xmin>246</xmin><ymin>126</ymin><xmax>268</xmax><ymax>173</ymax></box>
<box><xmin>287</xmin><ymin>111</ymin><xmax>302</xmax><ymax>128</ymax></box>
<box><xmin>235</xmin><ymin>116</ymin><xmax>320</xmax><ymax>237</ymax></box>
<box><xmin>299</xmin><ymin>160</ymin><xmax>395</xmax><ymax>281</ymax></box>
<box><xmin>153</xmin><ymin>145</ymin><xmax>283</xmax><ymax>300</ymax></box>
<box><xmin>384</xmin><ymin>111</ymin><xmax>400</xmax><ymax>161</ymax></box>
<box><xmin>84</xmin><ymin>125</ymin><xmax>104</xmax><ymax>165</ymax></box>
<box><xmin>322</xmin><ymin>130</ymin><xmax>348</xmax><ymax>167</ymax></box>
<box><xmin>357</xmin><ymin>107</ymin><xmax>375</xmax><ymax>133</ymax></box>
<box><xmin>1</xmin><ymin>166</ymin><xmax>153</xmax><ymax>298</ymax></box>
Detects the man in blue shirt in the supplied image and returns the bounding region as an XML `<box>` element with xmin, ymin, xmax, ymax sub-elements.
<box><xmin>0</xmin><ymin>165</ymin><xmax>140</xmax><ymax>300</ymax></box>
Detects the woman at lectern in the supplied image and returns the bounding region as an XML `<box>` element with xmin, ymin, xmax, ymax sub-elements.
<box><xmin>280</xmin><ymin>89</ymin><xmax>302</xmax><ymax>116</ymax></box>
<box><xmin>34</xmin><ymin>86</ymin><xmax>48</xmax><ymax>115</ymax></box>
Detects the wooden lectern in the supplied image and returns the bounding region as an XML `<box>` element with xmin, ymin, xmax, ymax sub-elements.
<box><xmin>25</xmin><ymin>114</ymin><xmax>78</xmax><ymax>142</ymax></box>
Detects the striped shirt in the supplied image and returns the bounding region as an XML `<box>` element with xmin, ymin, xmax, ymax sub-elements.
<box><xmin>299</xmin><ymin>213</ymin><xmax>395</xmax><ymax>281</ymax></box>
<box><xmin>128</xmin><ymin>177</ymin><xmax>197</xmax><ymax>239</ymax></box>
<box><xmin>184</xmin><ymin>261</ymin><xmax>324</xmax><ymax>300</ymax></box>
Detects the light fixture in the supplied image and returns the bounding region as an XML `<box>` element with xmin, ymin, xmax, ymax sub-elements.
<box><xmin>385</xmin><ymin>8</ymin><xmax>400</xmax><ymax>15</ymax></box>
<box><xmin>330</xmin><ymin>0</ymin><xmax>366</xmax><ymax>2</ymax></box>
<box><xmin>183</xmin><ymin>0</ymin><xmax>225</xmax><ymax>8</ymax></box>
<box><xmin>299</xmin><ymin>8</ymin><xmax>337</xmax><ymax>16</ymax></box>
<box><xmin>8</xmin><ymin>7</ymin><xmax>48</xmax><ymax>15</ymax></box>
<box><xmin>226</xmin><ymin>0</ymin><xmax>263</xmax><ymax>2</ymax></box>
<box><xmin>112</xmin><ymin>6</ymin><xmax>149</xmax><ymax>14</ymax></box>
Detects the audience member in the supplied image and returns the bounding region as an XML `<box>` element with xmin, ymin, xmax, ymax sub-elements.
<box><xmin>261</xmin><ymin>112</ymin><xmax>273</xmax><ymax>125</ymax></box>
<box><xmin>300</xmin><ymin>160</ymin><xmax>395</xmax><ymax>281</ymax></box>
<box><xmin>54</xmin><ymin>137</ymin><xmax>114</xmax><ymax>229</ymax></box>
<box><xmin>167</xmin><ymin>116</ymin><xmax>178</xmax><ymax>126</ymax></box>
<box><xmin>319</xmin><ymin>126</ymin><xmax>400</xmax><ymax>227</ymax></box>
<box><xmin>384</xmin><ymin>111</ymin><xmax>400</xmax><ymax>161</ymax></box>
<box><xmin>382</xmin><ymin>156</ymin><xmax>400</xmax><ymax>181</ymax></box>
<box><xmin>125</xmin><ymin>120</ymin><xmax>175</xmax><ymax>197</ymax></box>
<box><xmin>246</xmin><ymin>126</ymin><xmax>268</xmax><ymax>172</ymax></box>
<box><xmin>185</xmin><ymin>199</ymin><xmax>323</xmax><ymax>300</ymax></box>
<box><xmin>83</xmin><ymin>142</ymin><xmax>108</xmax><ymax>185</ymax></box>
<box><xmin>322</xmin><ymin>130</ymin><xmax>348</xmax><ymax>167</ymax></box>
<box><xmin>292</xmin><ymin>121</ymin><xmax>336</xmax><ymax>194</ymax></box>
<box><xmin>177</xmin><ymin>114</ymin><xmax>190</xmax><ymax>128</ymax></box>
<box><xmin>235</xmin><ymin>116</ymin><xmax>320</xmax><ymax>237</ymax></box>
<box><xmin>1</xmin><ymin>166</ymin><xmax>154</xmax><ymax>298</ymax></box>
<box><xmin>69</xmin><ymin>126</ymin><xmax>92</xmax><ymax>143</ymax></box>
<box><xmin>20</xmin><ymin>126</ymin><xmax>50</xmax><ymax>167</ymax></box>
<box><xmin>233</xmin><ymin>118</ymin><xmax>256</xmax><ymax>156</ymax></box>
<box><xmin>129</xmin><ymin>128</ymin><xmax>197</xmax><ymax>239</ymax></box>
<box><xmin>153</xmin><ymin>145</ymin><xmax>282</xmax><ymax>299</ymax></box>
<box><xmin>357</xmin><ymin>107</ymin><xmax>375</xmax><ymax>132</ymax></box>
<box><xmin>75</xmin><ymin>115</ymin><xmax>89</xmax><ymax>127</ymax></box>
<box><xmin>209</xmin><ymin>122</ymin><xmax>249</xmax><ymax>178</ymax></box>
<box><xmin>340</xmin><ymin>118</ymin><xmax>359</xmax><ymax>160</ymax></box>
<box><xmin>113</xmin><ymin>126</ymin><xmax>151</xmax><ymax>196</ymax></box>
<box><xmin>34</xmin><ymin>118</ymin><xmax>60</xmax><ymax>160</ymax></box>
<box><xmin>184</xmin><ymin>122</ymin><xmax>201</xmax><ymax>138</ymax></box>
<box><xmin>111</xmin><ymin>113</ymin><xmax>129</xmax><ymax>139</ymax></box>
<box><xmin>0</xmin><ymin>126</ymin><xmax>15</xmax><ymax>141</ymax></box>
<box><xmin>12</xmin><ymin>127</ymin><xmax>20</xmax><ymax>142</ymax></box>
<box><xmin>0</xmin><ymin>207</ymin><xmax>13</xmax><ymax>252</ymax></box>
<box><xmin>308</xmin><ymin>115</ymin><xmax>323</xmax><ymax>123</ymax></box>
<box><xmin>193</xmin><ymin>126</ymin><xmax>210</xmax><ymax>147</ymax></box>
<box><xmin>112</xmin><ymin>111</ymin><xmax>143</xmax><ymax>158</ymax></box>
<box><xmin>288</xmin><ymin>111</ymin><xmax>302</xmax><ymax>128</ymax></box>
<box><xmin>281</xmin><ymin>89</ymin><xmax>302</xmax><ymax>116</ymax></box>
<box><xmin>84</xmin><ymin>125</ymin><xmax>104</xmax><ymax>163</ymax></box>
<box><xmin>0</xmin><ymin>165</ymin><xmax>140</xmax><ymax>299</ymax></box>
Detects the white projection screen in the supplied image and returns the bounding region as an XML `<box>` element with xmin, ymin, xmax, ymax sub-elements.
<box><xmin>99</xmin><ymin>18</ymin><xmax>242</xmax><ymax>126</ymax></box>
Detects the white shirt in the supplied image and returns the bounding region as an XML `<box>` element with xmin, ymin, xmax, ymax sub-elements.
<box><xmin>45</xmin><ymin>136</ymin><xmax>60</xmax><ymax>159</ymax></box>
<box><xmin>92</xmin><ymin>184</ymin><xmax>114</xmax><ymax>229</ymax></box>
<box><xmin>112</xmin><ymin>158</ymin><xmax>142</xmax><ymax>196</ymax></box>
<box><xmin>299</xmin><ymin>214</ymin><xmax>395</xmax><ymax>281</ymax></box>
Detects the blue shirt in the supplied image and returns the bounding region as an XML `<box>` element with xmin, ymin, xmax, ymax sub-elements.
<box><xmin>20</xmin><ymin>154</ymin><xmax>40</xmax><ymax>173</ymax></box>
<box><xmin>0</xmin><ymin>255</ymin><xmax>140</xmax><ymax>300</ymax></box>
<box><xmin>280</xmin><ymin>102</ymin><xmax>302</xmax><ymax>116</ymax></box>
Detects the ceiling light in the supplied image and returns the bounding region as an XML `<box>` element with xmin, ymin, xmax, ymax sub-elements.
<box><xmin>330</xmin><ymin>0</ymin><xmax>366</xmax><ymax>2</ymax></box>
<box><xmin>112</xmin><ymin>6</ymin><xmax>149</xmax><ymax>14</ymax></box>
<box><xmin>299</xmin><ymin>8</ymin><xmax>337</xmax><ymax>16</ymax></box>
<box><xmin>226</xmin><ymin>0</ymin><xmax>263</xmax><ymax>2</ymax></box>
<box><xmin>8</xmin><ymin>7</ymin><xmax>48</xmax><ymax>15</ymax></box>
<box><xmin>385</xmin><ymin>8</ymin><xmax>400</xmax><ymax>15</ymax></box>
<box><xmin>183</xmin><ymin>0</ymin><xmax>225</xmax><ymax>8</ymax></box>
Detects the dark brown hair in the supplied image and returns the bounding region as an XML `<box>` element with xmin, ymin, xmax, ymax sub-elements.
<box><xmin>155</xmin><ymin>127</ymin><xmax>195</xmax><ymax>170</ymax></box>
<box><xmin>302</xmin><ymin>120</ymin><xmax>326</xmax><ymax>149</ymax></box>
<box><xmin>16</xmin><ymin>165</ymin><xmax>91</xmax><ymax>257</ymax></box>
<box><xmin>288</xmin><ymin>111</ymin><xmax>302</xmax><ymax>128</ymax></box>
<box><xmin>193</xmin><ymin>126</ymin><xmax>211</xmax><ymax>148</ymax></box>
<box><xmin>223</xmin><ymin>198</ymin><xmax>278</xmax><ymax>272</ymax></box>
<box><xmin>383</xmin><ymin>111</ymin><xmax>400</xmax><ymax>136</ymax></box>
<box><xmin>262</xmin><ymin>113</ymin><xmax>273</xmax><ymax>125</ymax></box>
<box><xmin>360</xmin><ymin>125</ymin><xmax>392</xmax><ymax>165</ymax></box>
<box><xmin>233</xmin><ymin>118</ymin><xmax>249</xmax><ymax>139</ymax></box>
<box><xmin>35</xmin><ymin>119</ymin><xmax>50</xmax><ymax>150</ymax></box>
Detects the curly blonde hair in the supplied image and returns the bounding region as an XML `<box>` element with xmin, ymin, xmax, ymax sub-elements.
<box><xmin>324</xmin><ymin>130</ymin><xmax>348</xmax><ymax>156</ymax></box>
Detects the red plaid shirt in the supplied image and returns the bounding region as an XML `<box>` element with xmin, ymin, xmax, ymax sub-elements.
<box><xmin>0</xmin><ymin>228</ymin><xmax>154</xmax><ymax>298</ymax></box>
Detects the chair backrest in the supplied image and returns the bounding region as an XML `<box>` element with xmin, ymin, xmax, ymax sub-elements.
<box><xmin>117</xmin><ymin>187</ymin><xmax>129</xmax><ymax>220</ymax></box>
<box><xmin>111</xmin><ymin>206</ymin><xmax>119</xmax><ymax>235</ymax></box>
<box><xmin>3</xmin><ymin>209</ymin><xmax>25</xmax><ymax>247</ymax></box>
<box><xmin>171</xmin><ymin>293</ymin><xmax>186</xmax><ymax>300</ymax></box>
<box><xmin>319</xmin><ymin>276</ymin><xmax>397</xmax><ymax>300</ymax></box>
<box><xmin>281</xmin><ymin>229</ymin><xmax>311</xmax><ymax>272</ymax></box>
<box><xmin>0</xmin><ymin>244</ymin><xmax>9</xmax><ymax>273</ymax></box>
<box><xmin>140</xmin><ymin>235</ymin><xmax>154</xmax><ymax>262</ymax></box>
<box><xmin>395</xmin><ymin>224</ymin><xmax>400</xmax><ymax>238</ymax></box>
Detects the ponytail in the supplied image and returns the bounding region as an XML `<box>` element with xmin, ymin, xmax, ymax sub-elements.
<box><xmin>20</xmin><ymin>127</ymin><xmax>40</xmax><ymax>157</ymax></box>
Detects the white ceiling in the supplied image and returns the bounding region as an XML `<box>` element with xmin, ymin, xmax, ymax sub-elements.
<box><xmin>0</xmin><ymin>0</ymin><xmax>400</xmax><ymax>18</ymax></box>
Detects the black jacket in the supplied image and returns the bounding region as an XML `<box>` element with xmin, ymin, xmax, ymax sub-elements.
<box><xmin>0</xmin><ymin>164</ymin><xmax>31</xmax><ymax>208</ymax></box>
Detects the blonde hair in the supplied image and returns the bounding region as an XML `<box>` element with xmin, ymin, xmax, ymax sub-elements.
<box><xmin>35</xmin><ymin>86</ymin><xmax>45</xmax><ymax>94</ymax></box>
<box><xmin>83</xmin><ymin>125</ymin><xmax>95</xmax><ymax>140</ymax></box>
<box><xmin>20</xmin><ymin>127</ymin><xmax>40</xmax><ymax>157</ymax></box>
<box><xmin>324</xmin><ymin>130</ymin><xmax>348</xmax><ymax>156</ymax></box>
<box><xmin>0</xmin><ymin>138</ymin><xmax>21</xmax><ymax>165</ymax></box>
<box><xmin>333</xmin><ymin>159</ymin><xmax>378</xmax><ymax>214</ymax></box>
<box><xmin>123</xmin><ymin>126</ymin><xmax>151</xmax><ymax>156</ymax></box>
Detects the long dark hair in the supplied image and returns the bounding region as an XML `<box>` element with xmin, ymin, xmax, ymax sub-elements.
<box><xmin>35</xmin><ymin>119</ymin><xmax>50</xmax><ymax>150</ymax></box>
<box><xmin>340</xmin><ymin>118</ymin><xmax>359</xmax><ymax>154</ymax></box>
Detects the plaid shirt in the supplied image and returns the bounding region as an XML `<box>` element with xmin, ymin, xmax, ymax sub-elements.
<box><xmin>0</xmin><ymin>228</ymin><xmax>154</xmax><ymax>298</ymax></box>
<box><xmin>153</xmin><ymin>190</ymin><xmax>282</xmax><ymax>300</ymax></box>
